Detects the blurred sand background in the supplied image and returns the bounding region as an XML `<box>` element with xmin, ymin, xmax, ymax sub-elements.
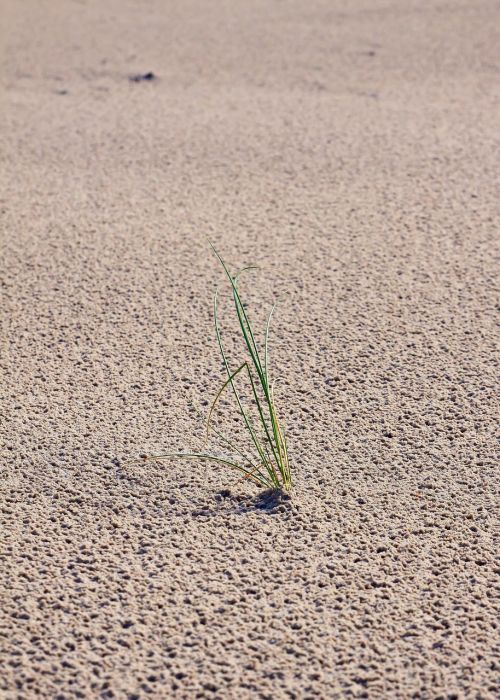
<box><xmin>1</xmin><ymin>1</ymin><xmax>498</xmax><ymax>698</ymax></box>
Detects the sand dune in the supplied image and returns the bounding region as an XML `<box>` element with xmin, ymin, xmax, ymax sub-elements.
<box><xmin>1</xmin><ymin>1</ymin><xmax>498</xmax><ymax>697</ymax></box>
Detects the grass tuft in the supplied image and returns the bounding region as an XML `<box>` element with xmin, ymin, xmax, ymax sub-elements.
<box><xmin>141</xmin><ymin>244</ymin><xmax>291</xmax><ymax>492</ymax></box>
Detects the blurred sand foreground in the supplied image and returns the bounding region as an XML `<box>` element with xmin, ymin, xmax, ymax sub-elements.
<box><xmin>1</xmin><ymin>1</ymin><xmax>498</xmax><ymax>698</ymax></box>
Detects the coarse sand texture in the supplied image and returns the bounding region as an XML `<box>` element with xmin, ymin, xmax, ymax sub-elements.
<box><xmin>1</xmin><ymin>1</ymin><xmax>499</xmax><ymax>699</ymax></box>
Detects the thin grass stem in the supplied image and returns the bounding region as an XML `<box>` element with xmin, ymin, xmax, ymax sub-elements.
<box><xmin>144</xmin><ymin>245</ymin><xmax>292</xmax><ymax>492</ymax></box>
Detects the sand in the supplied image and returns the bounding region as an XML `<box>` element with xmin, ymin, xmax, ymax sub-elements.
<box><xmin>1</xmin><ymin>1</ymin><xmax>499</xmax><ymax>698</ymax></box>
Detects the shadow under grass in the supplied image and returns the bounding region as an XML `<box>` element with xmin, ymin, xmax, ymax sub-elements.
<box><xmin>191</xmin><ymin>488</ymin><xmax>293</xmax><ymax>518</ymax></box>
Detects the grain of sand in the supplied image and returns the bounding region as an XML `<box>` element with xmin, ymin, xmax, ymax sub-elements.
<box><xmin>1</xmin><ymin>1</ymin><xmax>499</xmax><ymax>698</ymax></box>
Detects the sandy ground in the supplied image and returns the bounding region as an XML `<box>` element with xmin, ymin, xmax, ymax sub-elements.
<box><xmin>1</xmin><ymin>1</ymin><xmax>499</xmax><ymax>698</ymax></box>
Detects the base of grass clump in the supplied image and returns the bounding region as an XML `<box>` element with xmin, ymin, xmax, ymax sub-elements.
<box><xmin>140</xmin><ymin>245</ymin><xmax>292</xmax><ymax>493</ymax></box>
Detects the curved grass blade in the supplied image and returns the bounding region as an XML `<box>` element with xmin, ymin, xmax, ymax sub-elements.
<box><xmin>213</xmin><ymin>290</ymin><xmax>270</xmax><ymax>474</ymax></box>
<box><xmin>206</xmin><ymin>362</ymin><xmax>246</xmax><ymax>441</ymax></box>
<box><xmin>211</xmin><ymin>244</ymin><xmax>292</xmax><ymax>491</ymax></box>
<box><xmin>145</xmin><ymin>243</ymin><xmax>292</xmax><ymax>493</ymax></box>
<box><xmin>264</xmin><ymin>302</ymin><xmax>277</xmax><ymax>382</ymax></box>
<box><xmin>205</xmin><ymin>420</ymin><xmax>260</xmax><ymax>472</ymax></box>
<box><xmin>242</xmin><ymin>362</ymin><xmax>281</xmax><ymax>486</ymax></box>
<box><xmin>144</xmin><ymin>452</ymin><xmax>270</xmax><ymax>488</ymax></box>
<box><xmin>211</xmin><ymin>244</ymin><xmax>265</xmax><ymax>381</ymax></box>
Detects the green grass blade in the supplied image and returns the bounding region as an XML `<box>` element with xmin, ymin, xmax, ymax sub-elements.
<box><xmin>242</xmin><ymin>363</ymin><xmax>281</xmax><ymax>486</ymax></box>
<box><xmin>211</xmin><ymin>243</ymin><xmax>292</xmax><ymax>491</ymax></box>
<box><xmin>205</xmin><ymin>361</ymin><xmax>280</xmax><ymax>487</ymax></box>
<box><xmin>211</xmin><ymin>244</ymin><xmax>265</xmax><ymax>381</ymax></box>
<box><xmin>206</xmin><ymin>362</ymin><xmax>247</xmax><ymax>441</ymax></box>
<box><xmin>145</xmin><ymin>452</ymin><xmax>270</xmax><ymax>487</ymax></box>
<box><xmin>234</xmin><ymin>265</ymin><xmax>259</xmax><ymax>281</ymax></box>
<box><xmin>148</xmin><ymin>243</ymin><xmax>292</xmax><ymax>493</ymax></box>
<box><xmin>205</xmin><ymin>421</ymin><xmax>262</xmax><ymax>474</ymax></box>
<box><xmin>264</xmin><ymin>302</ymin><xmax>277</xmax><ymax>382</ymax></box>
<box><xmin>213</xmin><ymin>290</ymin><xmax>269</xmax><ymax>470</ymax></box>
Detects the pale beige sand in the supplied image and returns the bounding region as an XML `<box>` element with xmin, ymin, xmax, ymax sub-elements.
<box><xmin>1</xmin><ymin>1</ymin><xmax>499</xmax><ymax>698</ymax></box>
